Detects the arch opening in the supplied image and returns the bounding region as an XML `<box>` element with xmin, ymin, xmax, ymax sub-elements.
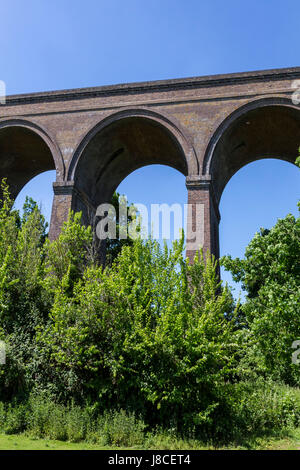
<box><xmin>0</xmin><ymin>124</ymin><xmax>57</xmax><ymax>200</ymax></box>
<box><xmin>71</xmin><ymin>114</ymin><xmax>189</xmax><ymax>210</ymax></box>
<box><xmin>206</xmin><ymin>103</ymin><xmax>300</xmax><ymax>204</ymax></box>
<box><xmin>116</xmin><ymin>164</ymin><xmax>186</xmax><ymax>244</ymax></box>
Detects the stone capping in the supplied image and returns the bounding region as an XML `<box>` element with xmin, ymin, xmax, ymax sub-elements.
<box><xmin>53</xmin><ymin>181</ymin><xmax>96</xmax><ymax>212</ymax></box>
<box><xmin>186</xmin><ymin>175</ymin><xmax>211</xmax><ymax>189</ymax></box>
<box><xmin>52</xmin><ymin>181</ymin><xmax>75</xmax><ymax>195</ymax></box>
<box><xmin>186</xmin><ymin>175</ymin><xmax>220</xmax><ymax>222</ymax></box>
<box><xmin>4</xmin><ymin>67</ymin><xmax>300</xmax><ymax>106</ymax></box>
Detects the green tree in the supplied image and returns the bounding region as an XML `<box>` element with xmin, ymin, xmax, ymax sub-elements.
<box><xmin>105</xmin><ymin>192</ymin><xmax>139</xmax><ymax>266</ymax></box>
<box><xmin>39</xmin><ymin>230</ymin><xmax>238</xmax><ymax>432</ymax></box>
<box><xmin>44</xmin><ymin>211</ymin><xmax>93</xmax><ymax>296</ymax></box>
<box><xmin>221</xmin><ymin>155</ymin><xmax>300</xmax><ymax>385</ymax></box>
<box><xmin>0</xmin><ymin>182</ymin><xmax>51</xmax><ymax>400</ymax></box>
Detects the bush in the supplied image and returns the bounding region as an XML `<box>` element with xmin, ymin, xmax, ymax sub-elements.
<box><xmin>0</xmin><ymin>402</ymin><xmax>5</xmax><ymax>429</ymax></box>
<box><xmin>2</xmin><ymin>403</ymin><xmax>28</xmax><ymax>434</ymax></box>
<box><xmin>45</xmin><ymin>404</ymin><xmax>67</xmax><ymax>441</ymax></box>
<box><xmin>144</xmin><ymin>429</ymin><xmax>203</xmax><ymax>450</ymax></box>
<box><xmin>40</xmin><ymin>235</ymin><xmax>238</xmax><ymax>432</ymax></box>
<box><xmin>96</xmin><ymin>410</ymin><xmax>146</xmax><ymax>447</ymax></box>
<box><xmin>0</xmin><ymin>386</ymin><xmax>299</xmax><ymax>446</ymax></box>
<box><xmin>217</xmin><ymin>380</ymin><xmax>300</xmax><ymax>444</ymax></box>
<box><xmin>237</xmin><ymin>380</ymin><xmax>300</xmax><ymax>433</ymax></box>
<box><xmin>66</xmin><ymin>404</ymin><xmax>90</xmax><ymax>442</ymax></box>
<box><xmin>28</xmin><ymin>394</ymin><xmax>67</xmax><ymax>440</ymax></box>
<box><xmin>0</xmin><ymin>395</ymin><xmax>146</xmax><ymax>447</ymax></box>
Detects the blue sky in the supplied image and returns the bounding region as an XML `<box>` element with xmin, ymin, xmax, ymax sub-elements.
<box><xmin>1</xmin><ymin>0</ymin><xmax>300</xmax><ymax>297</ymax></box>
<box><xmin>2</xmin><ymin>0</ymin><xmax>300</xmax><ymax>93</ymax></box>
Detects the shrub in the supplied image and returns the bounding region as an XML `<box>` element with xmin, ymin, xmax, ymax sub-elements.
<box><xmin>96</xmin><ymin>410</ymin><xmax>146</xmax><ymax>447</ymax></box>
<box><xmin>39</xmin><ymin>235</ymin><xmax>238</xmax><ymax>432</ymax></box>
<box><xmin>45</xmin><ymin>403</ymin><xmax>67</xmax><ymax>441</ymax></box>
<box><xmin>27</xmin><ymin>394</ymin><xmax>65</xmax><ymax>439</ymax></box>
<box><xmin>238</xmin><ymin>380</ymin><xmax>300</xmax><ymax>433</ymax></box>
<box><xmin>2</xmin><ymin>403</ymin><xmax>28</xmax><ymax>434</ymax></box>
<box><xmin>144</xmin><ymin>429</ymin><xmax>203</xmax><ymax>450</ymax></box>
<box><xmin>0</xmin><ymin>402</ymin><xmax>5</xmax><ymax>429</ymax></box>
<box><xmin>66</xmin><ymin>404</ymin><xmax>90</xmax><ymax>442</ymax></box>
<box><xmin>218</xmin><ymin>380</ymin><xmax>300</xmax><ymax>443</ymax></box>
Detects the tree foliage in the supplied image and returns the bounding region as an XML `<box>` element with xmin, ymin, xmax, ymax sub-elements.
<box><xmin>221</xmin><ymin>202</ymin><xmax>300</xmax><ymax>385</ymax></box>
<box><xmin>0</xmin><ymin>173</ymin><xmax>300</xmax><ymax>440</ymax></box>
<box><xmin>0</xmin><ymin>179</ymin><xmax>239</xmax><ymax>434</ymax></box>
<box><xmin>39</xmin><ymin>233</ymin><xmax>237</xmax><ymax>430</ymax></box>
<box><xmin>105</xmin><ymin>192</ymin><xmax>139</xmax><ymax>266</ymax></box>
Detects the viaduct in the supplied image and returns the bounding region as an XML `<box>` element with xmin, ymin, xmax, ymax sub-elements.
<box><xmin>0</xmin><ymin>66</ymin><xmax>300</xmax><ymax>260</ymax></box>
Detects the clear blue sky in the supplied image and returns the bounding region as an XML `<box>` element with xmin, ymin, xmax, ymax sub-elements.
<box><xmin>2</xmin><ymin>0</ymin><xmax>299</xmax><ymax>297</ymax></box>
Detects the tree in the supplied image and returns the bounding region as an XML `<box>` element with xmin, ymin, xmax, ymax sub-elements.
<box><xmin>105</xmin><ymin>192</ymin><xmax>139</xmax><ymax>266</ymax></box>
<box><xmin>0</xmin><ymin>181</ymin><xmax>52</xmax><ymax>399</ymax></box>
<box><xmin>221</xmin><ymin>157</ymin><xmax>300</xmax><ymax>385</ymax></box>
<box><xmin>39</xmin><ymin>230</ymin><xmax>238</xmax><ymax>431</ymax></box>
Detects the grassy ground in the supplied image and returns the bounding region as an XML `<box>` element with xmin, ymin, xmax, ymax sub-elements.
<box><xmin>1</xmin><ymin>429</ymin><xmax>300</xmax><ymax>450</ymax></box>
<box><xmin>255</xmin><ymin>428</ymin><xmax>300</xmax><ymax>450</ymax></box>
<box><xmin>0</xmin><ymin>433</ymin><xmax>114</xmax><ymax>450</ymax></box>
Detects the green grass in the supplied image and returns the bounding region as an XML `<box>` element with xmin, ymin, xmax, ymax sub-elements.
<box><xmin>255</xmin><ymin>428</ymin><xmax>300</xmax><ymax>450</ymax></box>
<box><xmin>0</xmin><ymin>433</ymin><xmax>124</xmax><ymax>450</ymax></box>
<box><xmin>1</xmin><ymin>430</ymin><xmax>300</xmax><ymax>450</ymax></box>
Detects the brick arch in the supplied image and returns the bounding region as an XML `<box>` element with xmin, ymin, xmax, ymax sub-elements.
<box><xmin>50</xmin><ymin>109</ymin><xmax>198</xmax><ymax>240</ymax></box>
<box><xmin>0</xmin><ymin>118</ymin><xmax>64</xmax><ymax>198</ymax></box>
<box><xmin>202</xmin><ymin>97</ymin><xmax>300</xmax><ymax>204</ymax></box>
<box><xmin>68</xmin><ymin>107</ymin><xmax>198</xmax><ymax>186</ymax></box>
<box><xmin>54</xmin><ymin>108</ymin><xmax>198</xmax><ymax>250</ymax></box>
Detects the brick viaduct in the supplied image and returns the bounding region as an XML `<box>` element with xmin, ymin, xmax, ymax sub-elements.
<box><xmin>0</xmin><ymin>67</ymin><xmax>300</xmax><ymax>260</ymax></box>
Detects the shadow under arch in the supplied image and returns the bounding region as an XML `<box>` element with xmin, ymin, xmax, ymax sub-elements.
<box><xmin>68</xmin><ymin>108</ymin><xmax>198</xmax><ymax>208</ymax></box>
<box><xmin>0</xmin><ymin>119</ymin><xmax>64</xmax><ymax>199</ymax></box>
<box><xmin>203</xmin><ymin>97</ymin><xmax>300</xmax><ymax>204</ymax></box>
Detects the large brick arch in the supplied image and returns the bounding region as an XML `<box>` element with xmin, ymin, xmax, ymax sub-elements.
<box><xmin>66</xmin><ymin>108</ymin><xmax>197</xmax><ymax>217</ymax></box>
<box><xmin>68</xmin><ymin>108</ymin><xmax>197</xmax><ymax>180</ymax></box>
<box><xmin>186</xmin><ymin>97</ymin><xmax>300</xmax><ymax>260</ymax></box>
<box><xmin>0</xmin><ymin>118</ymin><xmax>64</xmax><ymax>199</ymax></box>
<box><xmin>203</xmin><ymin>97</ymin><xmax>300</xmax><ymax>204</ymax></box>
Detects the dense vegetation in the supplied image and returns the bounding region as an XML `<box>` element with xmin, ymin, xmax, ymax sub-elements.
<box><xmin>0</xmin><ymin>171</ymin><xmax>299</xmax><ymax>447</ymax></box>
<box><xmin>221</xmin><ymin>203</ymin><xmax>300</xmax><ymax>386</ymax></box>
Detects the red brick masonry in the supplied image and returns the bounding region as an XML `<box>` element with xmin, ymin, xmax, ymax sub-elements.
<box><xmin>0</xmin><ymin>67</ymin><xmax>299</xmax><ymax>259</ymax></box>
